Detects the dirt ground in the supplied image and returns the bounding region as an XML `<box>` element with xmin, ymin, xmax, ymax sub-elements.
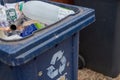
<box><xmin>78</xmin><ymin>68</ymin><xmax>120</xmax><ymax>80</ymax></box>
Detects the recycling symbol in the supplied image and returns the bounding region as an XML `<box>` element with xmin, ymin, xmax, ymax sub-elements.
<box><xmin>47</xmin><ymin>50</ymin><xmax>67</xmax><ymax>79</ymax></box>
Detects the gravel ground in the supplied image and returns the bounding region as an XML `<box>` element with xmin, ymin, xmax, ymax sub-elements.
<box><xmin>78</xmin><ymin>68</ymin><xmax>120</xmax><ymax>80</ymax></box>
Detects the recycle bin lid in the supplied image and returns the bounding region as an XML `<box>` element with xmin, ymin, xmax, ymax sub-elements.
<box><xmin>0</xmin><ymin>1</ymin><xmax>95</xmax><ymax>66</ymax></box>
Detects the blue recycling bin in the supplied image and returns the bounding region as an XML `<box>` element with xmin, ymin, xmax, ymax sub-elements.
<box><xmin>0</xmin><ymin>1</ymin><xmax>95</xmax><ymax>80</ymax></box>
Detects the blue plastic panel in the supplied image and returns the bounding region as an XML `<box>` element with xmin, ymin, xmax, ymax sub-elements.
<box><xmin>0</xmin><ymin>32</ymin><xmax>79</xmax><ymax>80</ymax></box>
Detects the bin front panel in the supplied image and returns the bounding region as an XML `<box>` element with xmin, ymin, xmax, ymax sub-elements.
<box><xmin>18</xmin><ymin>33</ymin><xmax>78</xmax><ymax>80</ymax></box>
<box><xmin>0</xmin><ymin>62</ymin><xmax>17</xmax><ymax>80</ymax></box>
<box><xmin>0</xmin><ymin>33</ymin><xmax>78</xmax><ymax>80</ymax></box>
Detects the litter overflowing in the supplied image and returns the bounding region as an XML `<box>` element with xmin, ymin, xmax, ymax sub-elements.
<box><xmin>0</xmin><ymin>1</ymin><xmax>75</xmax><ymax>41</ymax></box>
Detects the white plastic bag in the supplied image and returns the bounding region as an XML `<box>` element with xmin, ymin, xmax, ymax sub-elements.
<box><xmin>22</xmin><ymin>1</ymin><xmax>75</xmax><ymax>25</ymax></box>
<box><xmin>0</xmin><ymin>5</ymin><xmax>9</xmax><ymax>27</ymax></box>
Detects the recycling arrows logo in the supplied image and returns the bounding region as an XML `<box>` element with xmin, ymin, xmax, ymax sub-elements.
<box><xmin>47</xmin><ymin>50</ymin><xmax>67</xmax><ymax>79</ymax></box>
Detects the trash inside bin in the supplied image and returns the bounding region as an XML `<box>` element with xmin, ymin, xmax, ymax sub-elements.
<box><xmin>0</xmin><ymin>0</ymin><xmax>95</xmax><ymax>80</ymax></box>
<box><xmin>75</xmin><ymin>0</ymin><xmax>120</xmax><ymax>77</ymax></box>
<box><xmin>0</xmin><ymin>1</ymin><xmax>74</xmax><ymax>40</ymax></box>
